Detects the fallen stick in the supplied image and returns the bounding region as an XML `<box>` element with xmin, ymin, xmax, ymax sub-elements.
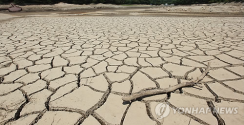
<box><xmin>122</xmin><ymin>62</ymin><xmax>211</xmax><ymax>102</ymax></box>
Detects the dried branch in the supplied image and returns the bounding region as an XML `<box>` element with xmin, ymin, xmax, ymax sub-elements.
<box><xmin>122</xmin><ymin>62</ymin><xmax>211</xmax><ymax>102</ymax></box>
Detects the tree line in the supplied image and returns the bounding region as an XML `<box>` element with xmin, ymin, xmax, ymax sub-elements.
<box><xmin>0</xmin><ymin>0</ymin><xmax>243</xmax><ymax>5</ymax></box>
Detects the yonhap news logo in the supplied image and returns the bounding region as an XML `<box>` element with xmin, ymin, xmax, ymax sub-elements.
<box><xmin>155</xmin><ymin>103</ymin><xmax>170</xmax><ymax>119</ymax></box>
<box><xmin>155</xmin><ymin>103</ymin><xmax>238</xmax><ymax>119</ymax></box>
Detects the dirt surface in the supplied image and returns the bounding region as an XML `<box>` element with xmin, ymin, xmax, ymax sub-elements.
<box><xmin>0</xmin><ymin>2</ymin><xmax>244</xmax><ymax>125</ymax></box>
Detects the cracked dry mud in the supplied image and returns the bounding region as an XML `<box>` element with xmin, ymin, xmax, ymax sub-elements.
<box><xmin>0</xmin><ymin>16</ymin><xmax>243</xmax><ymax>125</ymax></box>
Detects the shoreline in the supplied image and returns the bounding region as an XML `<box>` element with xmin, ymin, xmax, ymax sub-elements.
<box><xmin>1</xmin><ymin>2</ymin><xmax>243</xmax><ymax>12</ymax></box>
<box><xmin>0</xmin><ymin>3</ymin><xmax>243</xmax><ymax>21</ymax></box>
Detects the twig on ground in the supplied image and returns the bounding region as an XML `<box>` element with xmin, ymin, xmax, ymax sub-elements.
<box><xmin>122</xmin><ymin>62</ymin><xmax>211</xmax><ymax>102</ymax></box>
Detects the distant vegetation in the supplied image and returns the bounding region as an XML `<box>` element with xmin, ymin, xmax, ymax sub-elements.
<box><xmin>0</xmin><ymin>0</ymin><xmax>243</xmax><ymax>5</ymax></box>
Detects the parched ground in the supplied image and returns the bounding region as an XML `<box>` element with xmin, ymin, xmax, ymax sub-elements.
<box><xmin>0</xmin><ymin>16</ymin><xmax>244</xmax><ymax>125</ymax></box>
